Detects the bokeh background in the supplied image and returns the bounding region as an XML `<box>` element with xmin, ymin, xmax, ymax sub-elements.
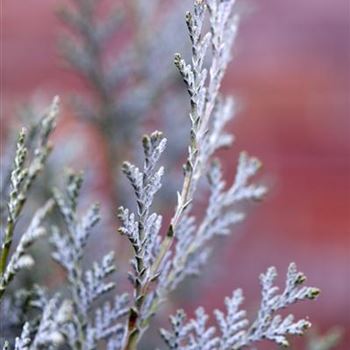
<box><xmin>2</xmin><ymin>0</ymin><xmax>350</xmax><ymax>348</ymax></box>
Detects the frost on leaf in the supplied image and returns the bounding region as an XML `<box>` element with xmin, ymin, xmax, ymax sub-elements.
<box><xmin>118</xmin><ymin>131</ymin><xmax>166</xmax><ymax>295</ymax></box>
<box><xmin>49</xmin><ymin>172</ymin><xmax>128</xmax><ymax>349</ymax></box>
<box><xmin>161</xmin><ymin>263</ymin><xmax>320</xmax><ymax>350</ymax></box>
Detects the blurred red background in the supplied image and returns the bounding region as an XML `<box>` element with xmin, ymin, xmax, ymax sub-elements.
<box><xmin>2</xmin><ymin>0</ymin><xmax>350</xmax><ymax>347</ymax></box>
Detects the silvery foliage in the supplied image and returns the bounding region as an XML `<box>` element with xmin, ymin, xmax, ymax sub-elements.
<box><xmin>159</xmin><ymin>0</ymin><xmax>267</xmax><ymax>295</ymax></box>
<box><xmin>1</xmin><ymin>0</ymin><xmax>321</xmax><ymax>349</ymax></box>
<box><xmin>0</xmin><ymin>288</ymin><xmax>41</xmax><ymax>347</ymax></box>
<box><xmin>161</xmin><ymin>263</ymin><xmax>320</xmax><ymax>349</ymax></box>
<box><xmin>59</xmin><ymin>0</ymin><xmax>186</xmax><ymax>111</ymax></box>
<box><xmin>59</xmin><ymin>0</ymin><xmax>187</xmax><ymax>153</ymax></box>
<box><xmin>58</xmin><ymin>0</ymin><xmax>191</xmax><ymax>210</ymax></box>
<box><xmin>163</xmin><ymin>152</ymin><xmax>266</xmax><ymax>294</ymax></box>
<box><xmin>118</xmin><ymin>131</ymin><xmax>166</xmax><ymax>291</ymax></box>
<box><xmin>157</xmin><ymin>1</ymin><xmax>319</xmax><ymax>348</ymax></box>
<box><xmin>0</xmin><ymin>200</ymin><xmax>54</xmax><ymax>298</ymax></box>
<box><xmin>0</xmin><ymin>285</ymin><xmax>69</xmax><ymax>349</ymax></box>
<box><xmin>117</xmin><ymin>131</ymin><xmax>167</xmax><ymax>343</ymax></box>
<box><xmin>118</xmin><ymin>0</ymin><xmax>268</xmax><ymax>347</ymax></box>
<box><xmin>49</xmin><ymin>172</ymin><xmax>129</xmax><ymax>349</ymax></box>
<box><xmin>0</xmin><ymin>97</ymin><xmax>59</xmax><ymax>299</ymax></box>
<box><xmin>14</xmin><ymin>295</ymin><xmax>71</xmax><ymax>350</ymax></box>
<box><xmin>2</xmin><ymin>166</ymin><xmax>129</xmax><ymax>349</ymax></box>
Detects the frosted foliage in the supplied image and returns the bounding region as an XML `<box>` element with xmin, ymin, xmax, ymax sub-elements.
<box><xmin>161</xmin><ymin>264</ymin><xmax>320</xmax><ymax>350</ymax></box>
<box><xmin>1</xmin><ymin>1</ymin><xmax>320</xmax><ymax>350</ymax></box>
<box><xmin>49</xmin><ymin>173</ymin><xmax>129</xmax><ymax>349</ymax></box>
<box><xmin>0</xmin><ymin>97</ymin><xmax>59</xmax><ymax>299</ymax></box>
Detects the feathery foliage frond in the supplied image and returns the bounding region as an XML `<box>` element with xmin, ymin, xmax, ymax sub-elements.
<box><xmin>0</xmin><ymin>200</ymin><xmax>54</xmax><ymax>299</ymax></box>
<box><xmin>118</xmin><ymin>131</ymin><xmax>167</xmax><ymax>348</ymax></box>
<box><xmin>160</xmin><ymin>0</ymin><xmax>265</xmax><ymax>296</ymax></box>
<box><xmin>50</xmin><ymin>172</ymin><xmax>129</xmax><ymax>349</ymax></box>
<box><xmin>0</xmin><ymin>97</ymin><xmax>59</xmax><ymax>300</ymax></box>
<box><xmin>19</xmin><ymin>296</ymin><xmax>70</xmax><ymax>350</ymax></box>
<box><xmin>118</xmin><ymin>2</ymin><xmax>314</xmax><ymax>349</ymax></box>
<box><xmin>58</xmin><ymin>0</ymin><xmax>188</xmax><ymax>207</ymax></box>
<box><xmin>164</xmin><ymin>153</ymin><xmax>266</xmax><ymax>293</ymax></box>
<box><xmin>1</xmin><ymin>1</ymin><xmax>322</xmax><ymax>349</ymax></box>
<box><xmin>161</xmin><ymin>263</ymin><xmax>320</xmax><ymax>350</ymax></box>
